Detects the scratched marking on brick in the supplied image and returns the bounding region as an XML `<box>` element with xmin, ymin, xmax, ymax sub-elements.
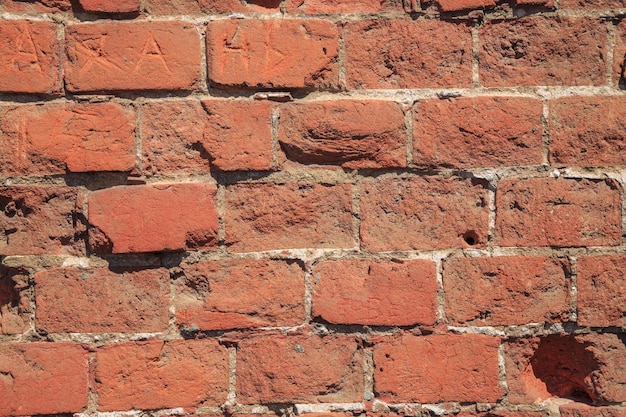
<box><xmin>8</xmin><ymin>24</ymin><xmax>43</xmax><ymax>73</ymax></box>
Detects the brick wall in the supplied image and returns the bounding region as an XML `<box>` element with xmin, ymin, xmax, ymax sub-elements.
<box><xmin>0</xmin><ymin>0</ymin><xmax>625</xmax><ymax>416</ymax></box>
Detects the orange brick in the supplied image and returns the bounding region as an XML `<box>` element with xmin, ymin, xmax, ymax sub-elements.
<box><xmin>144</xmin><ymin>0</ymin><xmax>279</xmax><ymax>14</ymax></box>
<box><xmin>78</xmin><ymin>0</ymin><xmax>139</xmax><ymax>12</ymax></box>
<box><xmin>284</xmin><ymin>0</ymin><xmax>397</xmax><ymax>13</ymax></box>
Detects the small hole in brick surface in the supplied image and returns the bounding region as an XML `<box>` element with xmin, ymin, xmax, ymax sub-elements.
<box><xmin>462</xmin><ymin>230</ymin><xmax>479</xmax><ymax>246</ymax></box>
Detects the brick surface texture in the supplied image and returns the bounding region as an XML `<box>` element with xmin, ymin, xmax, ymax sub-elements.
<box><xmin>0</xmin><ymin>1</ymin><xmax>625</xmax><ymax>416</ymax></box>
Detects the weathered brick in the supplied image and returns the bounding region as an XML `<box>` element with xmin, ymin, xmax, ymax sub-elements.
<box><xmin>225</xmin><ymin>183</ymin><xmax>354</xmax><ymax>252</ymax></box>
<box><xmin>515</xmin><ymin>0</ymin><xmax>554</xmax><ymax>7</ymax></box>
<box><xmin>0</xmin><ymin>0</ymin><xmax>71</xmax><ymax>11</ymax></box>
<box><xmin>141</xmin><ymin>99</ymin><xmax>273</xmax><ymax>174</ymax></box>
<box><xmin>457</xmin><ymin>412</ymin><xmax>549</xmax><ymax>417</ymax></box>
<box><xmin>431</xmin><ymin>0</ymin><xmax>495</xmax><ymax>12</ymax></box>
<box><xmin>345</xmin><ymin>19</ymin><xmax>472</xmax><ymax>89</ymax></box>
<box><xmin>96</xmin><ymin>339</ymin><xmax>229</xmax><ymax>411</ymax></box>
<box><xmin>284</xmin><ymin>0</ymin><xmax>398</xmax><ymax>13</ymax></box>
<box><xmin>35</xmin><ymin>267</ymin><xmax>169</xmax><ymax>333</ymax></box>
<box><xmin>0</xmin><ymin>343</ymin><xmax>88</xmax><ymax>416</ymax></box>
<box><xmin>495</xmin><ymin>178</ymin><xmax>621</xmax><ymax>247</ymax></box>
<box><xmin>550</xmin><ymin>97</ymin><xmax>626</xmax><ymax>167</ymax></box>
<box><xmin>414</xmin><ymin>97</ymin><xmax>543</xmax><ymax>169</ymax></box>
<box><xmin>278</xmin><ymin>100</ymin><xmax>406</xmax><ymax>169</ymax></box>
<box><xmin>360</xmin><ymin>177</ymin><xmax>489</xmax><ymax>251</ymax></box>
<box><xmin>0</xmin><ymin>103</ymin><xmax>136</xmax><ymax>176</ymax></box>
<box><xmin>443</xmin><ymin>256</ymin><xmax>570</xmax><ymax>326</ymax></box>
<box><xmin>0</xmin><ymin>21</ymin><xmax>61</xmax><ymax>94</ymax></box>
<box><xmin>312</xmin><ymin>259</ymin><xmax>437</xmax><ymax>326</ymax></box>
<box><xmin>174</xmin><ymin>259</ymin><xmax>305</xmax><ymax>330</ymax></box>
<box><xmin>0</xmin><ymin>267</ymin><xmax>29</xmax><ymax>335</ymax></box>
<box><xmin>374</xmin><ymin>334</ymin><xmax>502</xmax><ymax>403</ymax></box>
<box><xmin>78</xmin><ymin>0</ymin><xmax>140</xmax><ymax>12</ymax></box>
<box><xmin>614</xmin><ymin>21</ymin><xmax>626</xmax><ymax>89</ymax></box>
<box><xmin>207</xmin><ymin>19</ymin><xmax>339</xmax><ymax>89</ymax></box>
<box><xmin>560</xmin><ymin>0</ymin><xmax>626</xmax><ymax>8</ymax></box>
<box><xmin>237</xmin><ymin>334</ymin><xmax>363</xmax><ymax>403</ymax></box>
<box><xmin>144</xmin><ymin>0</ymin><xmax>279</xmax><ymax>14</ymax></box>
<box><xmin>65</xmin><ymin>22</ymin><xmax>200</xmax><ymax>92</ymax></box>
<box><xmin>479</xmin><ymin>17</ymin><xmax>606</xmax><ymax>86</ymax></box>
<box><xmin>88</xmin><ymin>184</ymin><xmax>218</xmax><ymax>254</ymax></box>
<box><xmin>577</xmin><ymin>256</ymin><xmax>626</xmax><ymax>327</ymax></box>
<box><xmin>560</xmin><ymin>403</ymin><xmax>626</xmax><ymax>417</ymax></box>
<box><xmin>505</xmin><ymin>334</ymin><xmax>626</xmax><ymax>404</ymax></box>
<box><xmin>0</xmin><ymin>187</ymin><xmax>84</xmax><ymax>256</ymax></box>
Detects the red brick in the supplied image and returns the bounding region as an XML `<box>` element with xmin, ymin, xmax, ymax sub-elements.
<box><xmin>312</xmin><ymin>259</ymin><xmax>437</xmax><ymax>326</ymax></box>
<box><xmin>457</xmin><ymin>413</ymin><xmax>549</xmax><ymax>417</ymax></box>
<box><xmin>495</xmin><ymin>178</ymin><xmax>621</xmax><ymax>247</ymax></box>
<box><xmin>374</xmin><ymin>333</ymin><xmax>502</xmax><ymax>403</ymax></box>
<box><xmin>0</xmin><ymin>267</ymin><xmax>29</xmax><ymax>335</ymax></box>
<box><xmin>414</xmin><ymin>97</ymin><xmax>543</xmax><ymax>169</ymax></box>
<box><xmin>345</xmin><ymin>19</ymin><xmax>472</xmax><ymax>89</ymax></box>
<box><xmin>96</xmin><ymin>339</ymin><xmax>228</xmax><ymax>411</ymax></box>
<box><xmin>141</xmin><ymin>100</ymin><xmax>272</xmax><ymax>175</ymax></box>
<box><xmin>144</xmin><ymin>0</ymin><xmax>279</xmax><ymax>14</ymax></box>
<box><xmin>443</xmin><ymin>256</ymin><xmax>570</xmax><ymax>326</ymax></box>
<box><xmin>515</xmin><ymin>0</ymin><xmax>554</xmax><ymax>7</ymax></box>
<box><xmin>550</xmin><ymin>97</ymin><xmax>626</xmax><ymax>167</ymax></box>
<box><xmin>207</xmin><ymin>19</ymin><xmax>339</xmax><ymax>89</ymax></box>
<box><xmin>480</xmin><ymin>17</ymin><xmax>606</xmax><ymax>87</ymax></box>
<box><xmin>174</xmin><ymin>259</ymin><xmax>305</xmax><ymax>330</ymax></box>
<box><xmin>78</xmin><ymin>0</ymin><xmax>140</xmax><ymax>12</ymax></box>
<box><xmin>65</xmin><ymin>22</ymin><xmax>200</xmax><ymax>92</ymax></box>
<box><xmin>0</xmin><ymin>187</ymin><xmax>84</xmax><ymax>256</ymax></box>
<box><xmin>0</xmin><ymin>21</ymin><xmax>61</xmax><ymax>94</ymax></box>
<box><xmin>560</xmin><ymin>403</ymin><xmax>626</xmax><ymax>417</ymax></box>
<box><xmin>0</xmin><ymin>103</ymin><xmax>136</xmax><ymax>176</ymax></box>
<box><xmin>614</xmin><ymin>21</ymin><xmax>626</xmax><ymax>88</ymax></box>
<box><xmin>560</xmin><ymin>0</ymin><xmax>625</xmax><ymax>8</ymax></box>
<box><xmin>505</xmin><ymin>334</ymin><xmax>626</xmax><ymax>404</ymax></box>
<box><xmin>225</xmin><ymin>183</ymin><xmax>354</xmax><ymax>252</ymax></box>
<box><xmin>278</xmin><ymin>100</ymin><xmax>406</xmax><ymax>169</ymax></box>
<box><xmin>237</xmin><ymin>334</ymin><xmax>363</xmax><ymax>403</ymax></box>
<box><xmin>577</xmin><ymin>256</ymin><xmax>626</xmax><ymax>327</ymax></box>
<box><xmin>0</xmin><ymin>0</ymin><xmax>71</xmax><ymax>11</ymax></box>
<box><xmin>432</xmin><ymin>0</ymin><xmax>495</xmax><ymax>12</ymax></box>
<box><xmin>35</xmin><ymin>267</ymin><xmax>169</xmax><ymax>333</ymax></box>
<box><xmin>0</xmin><ymin>343</ymin><xmax>88</xmax><ymax>416</ymax></box>
<box><xmin>360</xmin><ymin>177</ymin><xmax>489</xmax><ymax>251</ymax></box>
<box><xmin>284</xmin><ymin>0</ymin><xmax>397</xmax><ymax>13</ymax></box>
<box><xmin>88</xmin><ymin>184</ymin><xmax>218</xmax><ymax>254</ymax></box>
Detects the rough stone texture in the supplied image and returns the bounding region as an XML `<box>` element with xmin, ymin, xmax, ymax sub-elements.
<box><xmin>312</xmin><ymin>259</ymin><xmax>437</xmax><ymax>326</ymax></box>
<box><xmin>0</xmin><ymin>103</ymin><xmax>136</xmax><ymax>176</ymax></box>
<box><xmin>577</xmin><ymin>256</ymin><xmax>626</xmax><ymax>327</ymax></box>
<box><xmin>374</xmin><ymin>333</ymin><xmax>503</xmax><ymax>403</ymax></box>
<box><xmin>65</xmin><ymin>22</ymin><xmax>200</xmax><ymax>92</ymax></box>
<box><xmin>494</xmin><ymin>178</ymin><xmax>621</xmax><ymax>247</ymax></box>
<box><xmin>0</xmin><ymin>186</ymin><xmax>84</xmax><ymax>256</ymax></box>
<box><xmin>413</xmin><ymin>97</ymin><xmax>543</xmax><ymax>169</ymax></box>
<box><xmin>0</xmin><ymin>0</ymin><xmax>72</xmax><ymax>11</ymax></box>
<box><xmin>237</xmin><ymin>334</ymin><xmax>363</xmax><ymax>403</ymax></box>
<box><xmin>345</xmin><ymin>19</ymin><xmax>472</xmax><ymax>89</ymax></box>
<box><xmin>78</xmin><ymin>0</ymin><xmax>140</xmax><ymax>12</ymax></box>
<box><xmin>560</xmin><ymin>0</ymin><xmax>626</xmax><ymax>8</ymax></box>
<box><xmin>479</xmin><ymin>17</ymin><xmax>606</xmax><ymax>86</ymax></box>
<box><xmin>0</xmin><ymin>343</ymin><xmax>88</xmax><ymax>416</ymax></box>
<box><xmin>560</xmin><ymin>404</ymin><xmax>626</xmax><ymax>417</ymax></box>
<box><xmin>174</xmin><ymin>259</ymin><xmax>305</xmax><ymax>330</ymax></box>
<box><xmin>144</xmin><ymin>0</ymin><xmax>279</xmax><ymax>14</ymax></box>
<box><xmin>431</xmin><ymin>0</ymin><xmax>495</xmax><ymax>12</ymax></box>
<box><xmin>225</xmin><ymin>183</ymin><xmax>354</xmax><ymax>252</ymax></box>
<box><xmin>0</xmin><ymin>20</ymin><xmax>61</xmax><ymax>94</ymax></box>
<box><xmin>88</xmin><ymin>184</ymin><xmax>218</xmax><ymax>254</ymax></box>
<box><xmin>505</xmin><ymin>334</ymin><xmax>626</xmax><ymax>404</ymax></box>
<box><xmin>284</xmin><ymin>0</ymin><xmax>399</xmax><ymax>13</ymax></box>
<box><xmin>278</xmin><ymin>100</ymin><xmax>406</xmax><ymax>169</ymax></box>
<box><xmin>207</xmin><ymin>19</ymin><xmax>339</xmax><ymax>89</ymax></box>
<box><xmin>141</xmin><ymin>100</ymin><xmax>273</xmax><ymax>174</ymax></box>
<box><xmin>95</xmin><ymin>339</ymin><xmax>229</xmax><ymax>411</ymax></box>
<box><xmin>616</xmin><ymin>21</ymin><xmax>626</xmax><ymax>87</ymax></box>
<box><xmin>550</xmin><ymin>97</ymin><xmax>626</xmax><ymax>167</ymax></box>
<box><xmin>443</xmin><ymin>256</ymin><xmax>570</xmax><ymax>326</ymax></box>
<box><xmin>35</xmin><ymin>267</ymin><xmax>170</xmax><ymax>333</ymax></box>
<box><xmin>360</xmin><ymin>177</ymin><xmax>489</xmax><ymax>251</ymax></box>
<box><xmin>0</xmin><ymin>267</ymin><xmax>29</xmax><ymax>335</ymax></box>
<box><xmin>457</xmin><ymin>412</ymin><xmax>550</xmax><ymax>417</ymax></box>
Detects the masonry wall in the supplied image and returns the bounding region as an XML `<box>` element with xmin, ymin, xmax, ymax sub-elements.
<box><xmin>1</xmin><ymin>0</ymin><xmax>626</xmax><ymax>416</ymax></box>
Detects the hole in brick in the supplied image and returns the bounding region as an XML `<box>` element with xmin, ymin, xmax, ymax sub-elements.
<box><xmin>529</xmin><ymin>335</ymin><xmax>598</xmax><ymax>403</ymax></box>
<box><xmin>462</xmin><ymin>230</ymin><xmax>479</xmax><ymax>246</ymax></box>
